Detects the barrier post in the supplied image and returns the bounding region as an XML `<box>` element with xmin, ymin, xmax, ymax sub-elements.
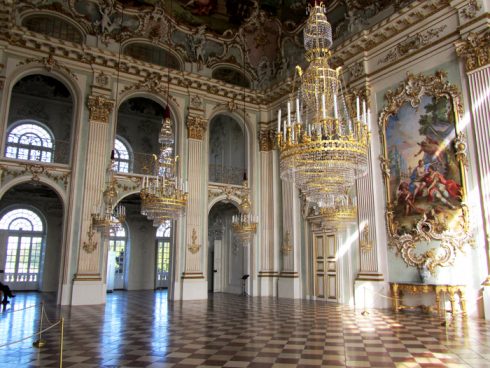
<box><xmin>33</xmin><ymin>301</ymin><xmax>46</xmax><ymax>348</ymax></box>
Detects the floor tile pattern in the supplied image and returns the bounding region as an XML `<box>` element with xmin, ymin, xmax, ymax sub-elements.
<box><xmin>1</xmin><ymin>291</ymin><xmax>490</xmax><ymax>367</ymax></box>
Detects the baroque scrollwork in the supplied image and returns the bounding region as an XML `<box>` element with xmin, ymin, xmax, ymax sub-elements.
<box><xmin>379</xmin><ymin>71</ymin><xmax>471</xmax><ymax>272</ymax></box>
<box><xmin>187</xmin><ymin>114</ymin><xmax>207</xmax><ymax>140</ymax></box>
<box><xmin>17</xmin><ymin>53</ymin><xmax>78</xmax><ymax>80</ymax></box>
<box><xmin>378</xmin><ymin>25</ymin><xmax>447</xmax><ymax>66</ymax></box>
<box><xmin>258</xmin><ymin>128</ymin><xmax>275</xmax><ymax>152</ymax></box>
<box><xmin>82</xmin><ymin>226</ymin><xmax>98</xmax><ymax>254</ymax></box>
<box><xmin>87</xmin><ymin>95</ymin><xmax>114</xmax><ymax>124</ymax></box>
<box><xmin>188</xmin><ymin>228</ymin><xmax>200</xmax><ymax>254</ymax></box>
<box><xmin>455</xmin><ymin>31</ymin><xmax>490</xmax><ymax>72</ymax></box>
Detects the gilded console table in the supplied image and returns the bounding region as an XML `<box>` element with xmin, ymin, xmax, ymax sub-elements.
<box><xmin>390</xmin><ymin>282</ymin><xmax>467</xmax><ymax>317</ymax></box>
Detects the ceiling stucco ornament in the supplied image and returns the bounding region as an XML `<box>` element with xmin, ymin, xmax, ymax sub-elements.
<box><xmin>460</xmin><ymin>0</ymin><xmax>481</xmax><ymax>19</ymax></box>
<box><xmin>377</xmin><ymin>25</ymin><xmax>447</xmax><ymax>66</ymax></box>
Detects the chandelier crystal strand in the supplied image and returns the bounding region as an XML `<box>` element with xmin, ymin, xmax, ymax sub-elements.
<box><xmin>277</xmin><ymin>1</ymin><xmax>369</xmax><ymax>208</ymax></box>
<box><xmin>140</xmin><ymin>112</ymin><xmax>188</xmax><ymax>226</ymax></box>
<box><xmin>91</xmin><ymin>152</ymin><xmax>126</xmax><ymax>234</ymax></box>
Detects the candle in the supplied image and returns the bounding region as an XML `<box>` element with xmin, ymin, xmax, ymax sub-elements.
<box><xmin>333</xmin><ymin>94</ymin><xmax>338</xmax><ymax>119</ymax></box>
<box><xmin>296</xmin><ymin>97</ymin><xmax>300</xmax><ymax>124</ymax></box>
<box><xmin>287</xmin><ymin>101</ymin><xmax>291</xmax><ymax>126</ymax></box>
<box><xmin>367</xmin><ymin>108</ymin><xmax>371</xmax><ymax>129</ymax></box>
<box><xmin>322</xmin><ymin>94</ymin><xmax>326</xmax><ymax>119</ymax></box>
<box><xmin>277</xmin><ymin>109</ymin><xmax>281</xmax><ymax>132</ymax></box>
<box><xmin>362</xmin><ymin>99</ymin><xmax>367</xmax><ymax>124</ymax></box>
<box><xmin>356</xmin><ymin>96</ymin><xmax>360</xmax><ymax>121</ymax></box>
<box><xmin>283</xmin><ymin>120</ymin><xmax>286</xmax><ymax>141</ymax></box>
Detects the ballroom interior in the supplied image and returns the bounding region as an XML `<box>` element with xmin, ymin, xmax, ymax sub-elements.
<box><xmin>0</xmin><ymin>0</ymin><xmax>490</xmax><ymax>367</ymax></box>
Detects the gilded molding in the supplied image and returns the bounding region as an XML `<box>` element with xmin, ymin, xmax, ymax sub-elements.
<box><xmin>359</xmin><ymin>225</ymin><xmax>373</xmax><ymax>253</ymax></box>
<box><xmin>87</xmin><ymin>95</ymin><xmax>114</xmax><ymax>124</ymax></box>
<box><xmin>0</xmin><ymin>162</ymin><xmax>70</xmax><ymax>189</ymax></box>
<box><xmin>82</xmin><ymin>227</ymin><xmax>97</xmax><ymax>254</ymax></box>
<box><xmin>281</xmin><ymin>231</ymin><xmax>293</xmax><ymax>254</ymax></box>
<box><xmin>258</xmin><ymin>129</ymin><xmax>275</xmax><ymax>151</ymax></box>
<box><xmin>17</xmin><ymin>53</ymin><xmax>78</xmax><ymax>80</ymax></box>
<box><xmin>455</xmin><ymin>30</ymin><xmax>490</xmax><ymax>72</ymax></box>
<box><xmin>187</xmin><ymin>114</ymin><xmax>207</xmax><ymax>140</ymax></box>
<box><xmin>208</xmin><ymin>183</ymin><xmax>247</xmax><ymax>206</ymax></box>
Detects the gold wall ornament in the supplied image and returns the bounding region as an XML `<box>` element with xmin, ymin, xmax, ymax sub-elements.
<box><xmin>258</xmin><ymin>128</ymin><xmax>275</xmax><ymax>151</ymax></box>
<box><xmin>82</xmin><ymin>226</ymin><xmax>98</xmax><ymax>254</ymax></box>
<box><xmin>455</xmin><ymin>31</ymin><xmax>490</xmax><ymax>72</ymax></box>
<box><xmin>87</xmin><ymin>95</ymin><xmax>115</xmax><ymax>124</ymax></box>
<box><xmin>359</xmin><ymin>226</ymin><xmax>373</xmax><ymax>253</ymax></box>
<box><xmin>188</xmin><ymin>228</ymin><xmax>201</xmax><ymax>254</ymax></box>
<box><xmin>379</xmin><ymin>71</ymin><xmax>472</xmax><ymax>272</ymax></box>
<box><xmin>17</xmin><ymin>53</ymin><xmax>78</xmax><ymax>80</ymax></box>
<box><xmin>186</xmin><ymin>115</ymin><xmax>207</xmax><ymax>140</ymax></box>
<box><xmin>281</xmin><ymin>231</ymin><xmax>293</xmax><ymax>254</ymax></box>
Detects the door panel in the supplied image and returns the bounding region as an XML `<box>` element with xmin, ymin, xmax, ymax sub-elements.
<box><xmin>313</xmin><ymin>232</ymin><xmax>338</xmax><ymax>302</ymax></box>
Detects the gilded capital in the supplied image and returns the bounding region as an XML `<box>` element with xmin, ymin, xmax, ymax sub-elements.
<box><xmin>455</xmin><ymin>31</ymin><xmax>490</xmax><ymax>72</ymax></box>
<box><xmin>187</xmin><ymin>114</ymin><xmax>207</xmax><ymax>140</ymax></box>
<box><xmin>87</xmin><ymin>95</ymin><xmax>114</xmax><ymax>124</ymax></box>
<box><xmin>259</xmin><ymin>129</ymin><xmax>275</xmax><ymax>151</ymax></box>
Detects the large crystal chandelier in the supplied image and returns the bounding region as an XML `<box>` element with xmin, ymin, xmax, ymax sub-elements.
<box><xmin>277</xmin><ymin>2</ymin><xmax>370</xmax><ymax>208</ymax></box>
<box><xmin>92</xmin><ymin>153</ymin><xmax>126</xmax><ymax>235</ymax></box>
<box><xmin>140</xmin><ymin>109</ymin><xmax>187</xmax><ymax>226</ymax></box>
<box><xmin>232</xmin><ymin>179</ymin><xmax>258</xmax><ymax>244</ymax></box>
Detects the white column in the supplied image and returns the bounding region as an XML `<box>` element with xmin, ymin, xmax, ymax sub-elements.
<box><xmin>181</xmin><ymin>113</ymin><xmax>208</xmax><ymax>299</ymax></box>
<box><xmin>72</xmin><ymin>95</ymin><xmax>114</xmax><ymax>305</ymax></box>
<box><xmin>257</xmin><ymin>129</ymin><xmax>279</xmax><ymax>296</ymax></box>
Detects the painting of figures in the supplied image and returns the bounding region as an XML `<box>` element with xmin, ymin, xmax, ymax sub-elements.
<box><xmin>386</xmin><ymin>95</ymin><xmax>462</xmax><ymax>234</ymax></box>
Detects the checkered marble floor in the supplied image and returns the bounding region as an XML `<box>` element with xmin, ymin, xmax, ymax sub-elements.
<box><xmin>1</xmin><ymin>291</ymin><xmax>490</xmax><ymax>367</ymax></box>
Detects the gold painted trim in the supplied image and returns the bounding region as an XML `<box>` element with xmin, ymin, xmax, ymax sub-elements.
<box><xmin>279</xmin><ymin>272</ymin><xmax>299</xmax><ymax>278</ymax></box>
<box><xmin>181</xmin><ymin>272</ymin><xmax>205</xmax><ymax>279</ymax></box>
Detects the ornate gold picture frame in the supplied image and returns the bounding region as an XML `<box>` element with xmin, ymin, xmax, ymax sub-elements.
<box><xmin>378</xmin><ymin>71</ymin><xmax>472</xmax><ymax>272</ymax></box>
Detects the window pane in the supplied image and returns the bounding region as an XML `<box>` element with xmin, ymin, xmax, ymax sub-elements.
<box><xmin>0</xmin><ymin>209</ymin><xmax>43</xmax><ymax>231</ymax></box>
<box><xmin>6</xmin><ymin>123</ymin><xmax>54</xmax><ymax>163</ymax></box>
<box><xmin>163</xmin><ymin>242</ymin><xmax>170</xmax><ymax>272</ymax></box>
<box><xmin>5</xmin><ymin>236</ymin><xmax>18</xmax><ymax>273</ymax></box>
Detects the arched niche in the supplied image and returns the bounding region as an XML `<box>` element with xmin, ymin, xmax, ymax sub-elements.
<box><xmin>5</xmin><ymin>74</ymin><xmax>75</xmax><ymax>165</ymax></box>
<box><xmin>208</xmin><ymin>114</ymin><xmax>246</xmax><ymax>185</ymax></box>
<box><xmin>116</xmin><ymin>96</ymin><xmax>170</xmax><ymax>175</ymax></box>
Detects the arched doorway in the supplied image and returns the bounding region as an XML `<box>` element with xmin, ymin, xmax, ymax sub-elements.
<box><xmin>208</xmin><ymin>201</ymin><xmax>243</xmax><ymax>294</ymax></box>
<box><xmin>0</xmin><ymin>183</ymin><xmax>63</xmax><ymax>293</ymax></box>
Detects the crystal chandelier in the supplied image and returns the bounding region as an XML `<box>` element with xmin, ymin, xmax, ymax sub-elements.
<box><xmin>276</xmin><ymin>2</ymin><xmax>370</xmax><ymax>208</ymax></box>
<box><xmin>92</xmin><ymin>153</ymin><xmax>126</xmax><ymax>235</ymax></box>
<box><xmin>140</xmin><ymin>109</ymin><xmax>187</xmax><ymax>226</ymax></box>
<box><xmin>232</xmin><ymin>179</ymin><xmax>258</xmax><ymax>244</ymax></box>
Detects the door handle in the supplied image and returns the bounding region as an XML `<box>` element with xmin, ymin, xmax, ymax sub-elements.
<box><xmin>213</xmin><ymin>269</ymin><xmax>218</xmax><ymax>273</ymax></box>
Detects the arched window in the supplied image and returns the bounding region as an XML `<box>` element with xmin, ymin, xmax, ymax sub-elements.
<box><xmin>0</xmin><ymin>208</ymin><xmax>45</xmax><ymax>286</ymax></box>
<box><xmin>23</xmin><ymin>15</ymin><xmax>83</xmax><ymax>44</ymax></box>
<box><xmin>114</xmin><ymin>137</ymin><xmax>132</xmax><ymax>173</ymax></box>
<box><xmin>109</xmin><ymin>224</ymin><xmax>127</xmax><ymax>289</ymax></box>
<box><xmin>124</xmin><ymin>43</ymin><xmax>181</xmax><ymax>70</ymax></box>
<box><xmin>5</xmin><ymin>121</ymin><xmax>54</xmax><ymax>163</ymax></box>
<box><xmin>155</xmin><ymin>220</ymin><xmax>172</xmax><ymax>289</ymax></box>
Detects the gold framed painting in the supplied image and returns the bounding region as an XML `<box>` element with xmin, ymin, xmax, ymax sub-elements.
<box><xmin>378</xmin><ymin>71</ymin><xmax>472</xmax><ymax>272</ymax></box>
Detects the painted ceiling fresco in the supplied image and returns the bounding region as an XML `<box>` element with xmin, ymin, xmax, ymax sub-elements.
<box><xmin>16</xmin><ymin>0</ymin><xmax>415</xmax><ymax>90</ymax></box>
